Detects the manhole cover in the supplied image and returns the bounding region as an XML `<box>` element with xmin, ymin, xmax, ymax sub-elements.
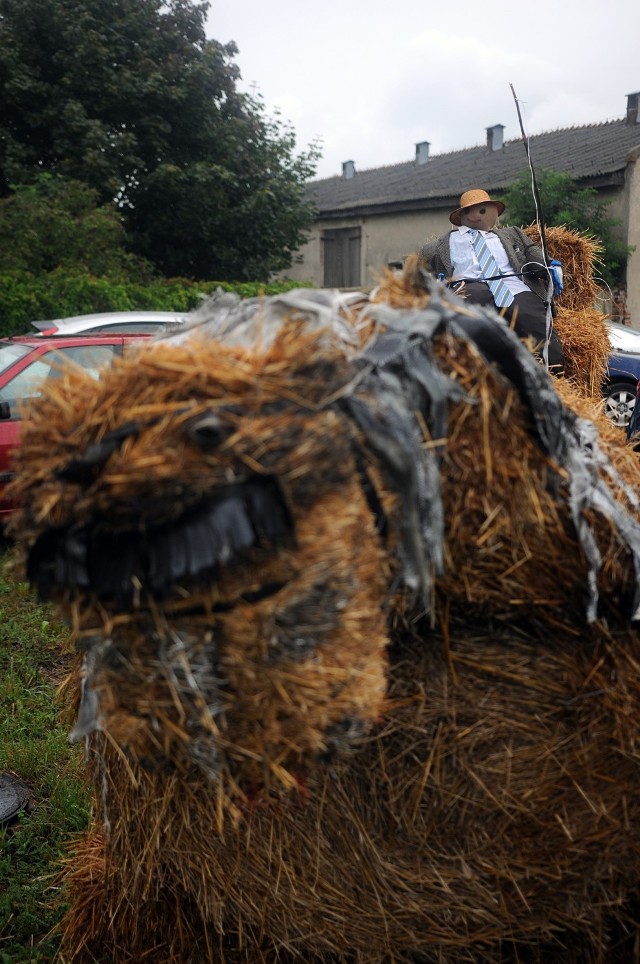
<box><xmin>0</xmin><ymin>772</ymin><xmax>30</xmax><ymax>825</ymax></box>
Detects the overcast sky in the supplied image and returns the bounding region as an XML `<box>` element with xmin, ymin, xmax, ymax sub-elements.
<box><xmin>206</xmin><ymin>0</ymin><xmax>639</xmax><ymax>182</ymax></box>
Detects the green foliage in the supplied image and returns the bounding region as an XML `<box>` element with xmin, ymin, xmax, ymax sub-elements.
<box><xmin>0</xmin><ymin>552</ymin><xmax>89</xmax><ymax>961</ymax></box>
<box><xmin>0</xmin><ymin>174</ymin><xmax>155</xmax><ymax>280</ymax></box>
<box><xmin>0</xmin><ymin>270</ymin><xmax>313</xmax><ymax>338</ymax></box>
<box><xmin>0</xmin><ymin>0</ymin><xmax>222</xmax><ymax>196</ymax></box>
<box><xmin>0</xmin><ymin>0</ymin><xmax>320</xmax><ymax>280</ymax></box>
<box><xmin>128</xmin><ymin>109</ymin><xmax>320</xmax><ymax>280</ymax></box>
<box><xmin>501</xmin><ymin>168</ymin><xmax>633</xmax><ymax>287</ymax></box>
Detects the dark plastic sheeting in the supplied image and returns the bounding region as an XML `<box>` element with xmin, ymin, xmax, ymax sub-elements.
<box><xmin>0</xmin><ymin>772</ymin><xmax>30</xmax><ymax>825</ymax></box>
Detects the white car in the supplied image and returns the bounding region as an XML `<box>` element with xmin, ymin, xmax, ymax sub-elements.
<box><xmin>30</xmin><ymin>310</ymin><xmax>188</xmax><ymax>337</ymax></box>
<box><xmin>605</xmin><ymin>320</ymin><xmax>640</xmax><ymax>354</ymax></box>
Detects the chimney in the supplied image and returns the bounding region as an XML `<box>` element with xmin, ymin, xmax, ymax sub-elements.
<box><xmin>342</xmin><ymin>160</ymin><xmax>356</xmax><ymax>179</ymax></box>
<box><xmin>486</xmin><ymin>124</ymin><xmax>505</xmax><ymax>151</ymax></box>
<box><xmin>415</xmin><ymin>141</ymin><xmax>430</xmax><ymax>165</ymax></box>
<box><xmin>626</xmin><ymin>91</ymin><xmax>640</xmax><ymax>125</ymax></box>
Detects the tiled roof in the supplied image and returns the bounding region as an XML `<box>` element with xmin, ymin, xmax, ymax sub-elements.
<box><xmin>307</xmin><ymin>119</ymin><xmax>640</xmax><ymax>216</ymax></box>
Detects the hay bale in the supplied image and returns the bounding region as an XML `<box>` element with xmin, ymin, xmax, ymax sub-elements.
<box><xmin>56</xmin><ymin>617</ymin><xmax>640</xmax><ymax>963</ymax></box>
<box><xmin>519</xmin><ymin>226</ymin><xmax>611</xmax><ymax>396</ymax></box>
<box><xmin>551</xmin><ymin>305</ymin><xmax>611</xmax><ymax>397</ymax></box>
<box><xmin>523</xmin><ymin>224</ymin><xmax>604</xmax><ymax>313</ymax></box>
<box><xmin>9</xmin><ymin>277</ymin><xmax>640</xmax><ymax>962</ymax></box>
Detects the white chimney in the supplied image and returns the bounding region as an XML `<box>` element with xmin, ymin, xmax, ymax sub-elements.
<box><xmin>342</xmin><ymin>160</ymin><xmax>356</xmax><ymax>179</ymax></box>
<box><xmin>415</xmin><ymin>141</ymin><xmax>430</xmax><ymax>165</ymax></box>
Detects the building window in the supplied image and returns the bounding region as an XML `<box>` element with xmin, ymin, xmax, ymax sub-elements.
<box><xmin>322</xmin><ymin>227</ymin><xmax>361</xmax><ymax>287</ymax></box>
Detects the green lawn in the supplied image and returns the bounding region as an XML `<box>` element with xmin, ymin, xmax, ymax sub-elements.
<box><xmin>0</xmin><ymin>547</ymin><xmax>89</xmax><ymax>963</ymax></box>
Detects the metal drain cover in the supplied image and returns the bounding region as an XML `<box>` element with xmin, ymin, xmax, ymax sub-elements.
<box><xmin>0</xmin><ymin>772</ymin><xmax>30</xmax><ymax>825</ymax></box>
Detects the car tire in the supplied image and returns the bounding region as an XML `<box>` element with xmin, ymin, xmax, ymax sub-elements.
<box><xmin>604</xmin><ymin>381</ymin><xmax>637</xmax><ymax>428</ymax></box>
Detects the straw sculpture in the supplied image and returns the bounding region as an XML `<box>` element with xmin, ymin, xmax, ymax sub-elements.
<box><xmin>9</xmin><ymin>252</ymin><xmax>640</xmax><ymax>962</ymax></box>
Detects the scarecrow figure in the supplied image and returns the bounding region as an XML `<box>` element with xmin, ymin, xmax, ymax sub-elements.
<box><xmin>418</xmin><ymin>188</ymin><xmax>565</xmax><ymax>372</ymax></box>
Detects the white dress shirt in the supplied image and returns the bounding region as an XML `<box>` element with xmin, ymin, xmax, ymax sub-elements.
<box><xmin>449</xmin><ymin>226</ymin><xmax>530</xmax><ymax>297</ymax></box>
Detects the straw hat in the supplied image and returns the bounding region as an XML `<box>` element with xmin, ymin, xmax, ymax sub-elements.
<box><xmin>449</xmin><ymin>189</ymin><xmax>505</xmax><ymax>226</ymax></box>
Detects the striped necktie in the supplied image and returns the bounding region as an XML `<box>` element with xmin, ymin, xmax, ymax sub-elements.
<box><xmin>470</xmin><ymin>230</ymin><xmax>514</xmax><ymax>308</ymax></box>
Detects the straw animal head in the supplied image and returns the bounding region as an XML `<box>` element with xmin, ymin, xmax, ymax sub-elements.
<box><xmin>9</xmin><ymin>284</ymin><xmax>640</xmax><ymax>804</ymax></box>
<box><xmin>10</xmin><ymin>298</ymin><xmax>401</xmax><ymax>797</ymax></box>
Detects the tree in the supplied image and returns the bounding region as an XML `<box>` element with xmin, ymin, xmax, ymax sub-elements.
<box><xmin>501</xmin><ymin>169</ymin><xmax>632</xmax><ymax>287</ymax></box>
<box><xmin>0</xmin><ymin>0</ymin><xmax>320</xmax><ymax>280</ymax></box>
<box><xmin>0</xmin><ymin>174</ymin><xmax>154</xmax><ymax>279</ymax></box>
<box><xmin>126</xmin><ymin>102</ymin><xmax>320</xmax><ymax>280</ymax></box>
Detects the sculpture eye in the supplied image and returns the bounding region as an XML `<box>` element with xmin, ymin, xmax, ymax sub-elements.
<box><xmin>184</xmin><ymin>414</ymin><xmax>232</xmax><ymax>450</ymax></box>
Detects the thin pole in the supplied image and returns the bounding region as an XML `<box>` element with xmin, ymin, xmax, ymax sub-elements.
<box><xmin>509</xmin><ymin>84</ymin><xmax>550</xmax><ymax>267</ymax></box>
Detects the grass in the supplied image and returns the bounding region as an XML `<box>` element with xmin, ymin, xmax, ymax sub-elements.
<box><xmin>0</xmin><ymin>544</ymin><xmax>90</xmax><ymax>963</ymax></box>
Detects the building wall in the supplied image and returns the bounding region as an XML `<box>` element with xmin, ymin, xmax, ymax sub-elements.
<box><xmin>287</xmin><ymin>233</ymin><xmax>322</xmax><ymax>285</ymax></box>
<box><xmin>591</xmin><ymin>174</ymin><xmax>640</xmax><ymax>327</ymax></box>
<box><xmin>365</xmin><ymin>209</ymin><xmax>451</xmax><ymax>284</ymax></box>
<box><xmin>625</xmin><ymin>150</ymin><xmax>640</xmax><ymax>328</ymax></box>
<box><xmin>283</xmin><ymin>209</ymin><xmax>452</xmax><ymax>288</ymax></box>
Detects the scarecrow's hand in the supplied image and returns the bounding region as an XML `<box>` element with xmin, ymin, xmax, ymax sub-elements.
<box><xmin>549</xmin><ymin>259</ymin><xmax>564</xmax><ymax>296</ymax></box>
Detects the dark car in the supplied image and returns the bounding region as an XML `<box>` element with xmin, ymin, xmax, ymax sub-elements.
<box><xmin>627</xmin><ymin>387</ymin><xmax>640</xmax><ymax>442</ymax></box>
<box><xmin>603</xmin><ymin>321</ymin><xmax>640</xmax><ymax>428</ymax></box>
<box><xmin>0</xmin><ymin>333</ymin><xmax>144</xmax><ymax>520</ymax></box>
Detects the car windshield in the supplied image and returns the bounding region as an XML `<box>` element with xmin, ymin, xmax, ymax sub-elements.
<box><xmin>0</xmin><ymin>342</ymin><xmax>33</xmax><ymax>376</ymax></box>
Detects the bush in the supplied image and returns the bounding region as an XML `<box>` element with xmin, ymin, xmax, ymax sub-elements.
<box><xmin>0</xmin><ymin>271</ymin><xmax>313</xmax><ymax>338</ymax></box>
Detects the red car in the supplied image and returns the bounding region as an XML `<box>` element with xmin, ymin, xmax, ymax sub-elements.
<box><xmin>0</xmin><ymin>334</ymin><xmax>144</xmax><ymax>521</ymax></box>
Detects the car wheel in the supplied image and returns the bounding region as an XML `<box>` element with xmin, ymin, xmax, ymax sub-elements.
<box><xmin>604</xmin><ymin>381</ymin><xmax>637</xmax><ymax>427</ymax></box>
